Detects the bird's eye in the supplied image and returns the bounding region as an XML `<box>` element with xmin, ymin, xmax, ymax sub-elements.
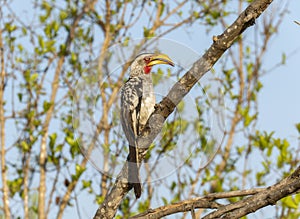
<box><xmin>144</xmin><ymin>57</ymin><xmax>150</xmax><ymax>62</ymax></box>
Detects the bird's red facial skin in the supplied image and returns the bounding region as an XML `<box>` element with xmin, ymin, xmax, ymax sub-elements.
<box><xmin>143</xmin><ymin>56</ymin><xmax>152</xmax><ymax>74</ymax></box>
<box><xmin>144</xmin><ymin>65</ymin><xmax>152</xmax><ymax>74</ymax></box>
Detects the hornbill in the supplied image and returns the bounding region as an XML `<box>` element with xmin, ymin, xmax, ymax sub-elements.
<box><xmin>120</xmin><ymin>53</ymin><xmax>174</xmax><ymax>198</ymax></box>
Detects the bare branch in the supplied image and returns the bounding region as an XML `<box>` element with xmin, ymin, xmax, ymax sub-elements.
<box><xmin>131</xmin><ymin>197</ymin><xmax>221</xmax><ymax>219</ymax></box>
<box><xmin>203</xmin><ymin>166</ymin><xmax>300</xmax><ymax>219</ymax></box>
<box><xmin>131</xmin><ymin>188</ymin><xmax>265</xmax><ymax>218</ymax></box>
<box><xmin>0</xmin><ymin>16</ymin><xmax>11</xmax><ymax>219</ymax></box>
<box><xmin>93</xmin><ymin>0</ymin><xmax>274</xmax><ymax>218</ymax></box>
<box><xmin>38</xmin><ymin>1</ymin><xmax>97</xmax><ymax>218</ymax></box>
<box><xmin>54</xmin><ymin>2</ymin><xmax>98</xmax><ymax>218</ymax></box>
<box><xmin>131</xmin><ymin>168</ymin><xmax>300</xmax><ymax>219</ymax></box>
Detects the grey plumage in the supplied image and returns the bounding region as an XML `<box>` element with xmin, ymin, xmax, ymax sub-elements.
<box><xmin>120</xmin><ymin>53</ymin><xmax>174</xmax><ymax>198</ymax></box>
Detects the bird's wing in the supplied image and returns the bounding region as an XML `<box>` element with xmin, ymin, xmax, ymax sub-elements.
<box><xmin>120</xmin><ymin>77</ymin><xmax>143</xmax><ymax>198</ymax></box>
<box><xmin>120</xmin><ymin>77</ymin><xmax>143</xmax><ymax>146</ymax></box>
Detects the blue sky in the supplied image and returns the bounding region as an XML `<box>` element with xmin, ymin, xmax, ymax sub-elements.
<box><xmin>180</xmin><ymin>0</ymin><xmax>300</xmax><ymax>144</ymax></box>
<box><xmin>3</xmin><ymin>0</ymin><xmax>300</xmax><ymax>218</ymax></box>
<box><xmin>258</xmin><ymin>0</ymin><xmax>300</xmax><ymax>142</ymax></box>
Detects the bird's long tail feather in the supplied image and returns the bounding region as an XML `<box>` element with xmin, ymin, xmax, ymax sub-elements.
<box><xmin>128</xmin><ymin>145</ymin><xmax>141</xmax><ymax>199</ymax></box>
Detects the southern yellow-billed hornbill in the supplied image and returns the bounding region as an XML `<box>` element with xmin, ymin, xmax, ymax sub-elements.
<box><xmin>120</xmin><ymin>53</ymin><xmax>174</xmax><ymax>198</ymax></box>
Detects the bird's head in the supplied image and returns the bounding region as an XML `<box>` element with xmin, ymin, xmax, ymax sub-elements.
<box><xmin>129</xmin><ymin>53</ymin><xmax>174</xmax><ymax>77</ymax></box>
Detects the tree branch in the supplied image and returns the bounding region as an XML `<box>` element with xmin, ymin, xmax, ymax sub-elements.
<box><xmin>54</xmin><ymin>2</ymin><xmax>98</xmax><ymax>219</ymax></box>
<box><xmin>131</xmin><ymin>197</ymin><xmax>221</xmax><ymax>219</ymax></box>
<box><xmin>131</xmin><ymin>166</ymin><xmax>300</xmax><ymax>219</ymax></box>
<box><xmin>203</xmin><ymin>166</ymin><xmax>300</xmax><ymax>219</ymax></box>
<box><xmin>0</xmin><ymin>19</ymin><xmax>11</xmax><ymax>219</ymax></box>
<box><xmin>93</xmin><ymin>0</ymin><xmax>274</xmax><ymax>218</ymax></box>
<box><xmin>130</xmin><ymin>188</ymin><xmax>265</xmax><ymax>218</ymax></box>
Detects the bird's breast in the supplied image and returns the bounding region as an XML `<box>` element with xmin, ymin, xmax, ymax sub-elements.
<box><xmin>139</xmin><ymin>92</ymin><xmax>155</xmax><ymax>127</ymax></box>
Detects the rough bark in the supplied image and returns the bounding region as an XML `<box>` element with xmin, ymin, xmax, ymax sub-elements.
<box><xmin>131</xmin><ymin>167</ymin><xmax>300</xmax><ymax>218</ymax></box>
<box><xmin>203</xmin><ymin>166</ymin><xmax>300</xmax><ymax>219</ymax></box>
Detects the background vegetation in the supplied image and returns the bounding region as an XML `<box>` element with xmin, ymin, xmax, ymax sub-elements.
<box><xmin>0</xmin><ymin>0</ymin><xmax>299</xmax><ymax>218</ymax></box>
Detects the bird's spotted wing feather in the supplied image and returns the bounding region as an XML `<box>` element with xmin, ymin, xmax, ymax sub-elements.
<box><xmin>120</xmin><ymin>77</ymin><xmax>143</xmax><ymax>145</ymax></box>
<box><xmin>120</xmin><ymin>77</ymin><xmax>143</xmax><ymax>198</ymax></box>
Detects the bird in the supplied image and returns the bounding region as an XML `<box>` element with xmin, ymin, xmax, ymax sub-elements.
<box><xmin>120</xmin><ymin>53</ymin><xmax>174</xmax><ymax>198</ymax></box>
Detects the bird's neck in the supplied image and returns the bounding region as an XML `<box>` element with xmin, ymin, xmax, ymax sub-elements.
<box><xmin>140</xmin><ymin>74</ymin><xmax>153</xmax><ymax>92</ymax></box>
<box><xmin>140</xmin><ymin>72</ymin><xmax>152</xmax><ymax>81</ymax></box>
<box><xmin>129</xmin><ymin>70</ymin><xmax>154</xmax><ymax>95</ymax></box>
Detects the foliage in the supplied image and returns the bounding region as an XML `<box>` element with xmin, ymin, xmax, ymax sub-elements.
<box><xmin>0</xmin><ymin>0</ymin><xmax>298</xmax><ymax>219</ymax></box>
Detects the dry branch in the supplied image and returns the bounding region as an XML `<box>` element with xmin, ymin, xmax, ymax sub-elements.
<box><xmin>93</xmin><ymin>0</ymin><xmax>274</xmax><ymax>218</ymax></box>
<box><xmin>130</xmin><ymin>167</ymin><xmax>300</xmax><ymax>219</ymax></box>
<box><xmin>203</xmin><ymin>166</ymin><xmax>300</xmax><ymax>219</ymax></box>
<box><xmin>130</xmin><ymin>188</ymin><xmax>264</xmax><ymax>218</ymax></box>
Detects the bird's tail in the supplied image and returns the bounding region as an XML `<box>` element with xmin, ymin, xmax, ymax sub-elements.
<box><xmin>128</xmin><ymin>145</ymin><xmax>141</xmax><ymax>199</ymax></box>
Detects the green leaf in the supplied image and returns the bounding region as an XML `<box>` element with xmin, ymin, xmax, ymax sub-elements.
<box><xmin>30</xmin><ymin>73</ymin><xmax>39</xmax><ymax>82</ymax></box>
<box><xmin>45</xmin><ymin>21</ymin><xmax>60</xmax><ymax>38</ymax></box>
<box><xmin>95</xmin><ymin>195</ymin><xmax>105</xmax><ymax>205</ymax></box>
<box><xmin>281</xmin><ymin>52</ymin><xmax>286</xmax><ymax>65</ymax></box>
<box><xmin>49</xmin><ymin>133</ymin><xmax>57</xmax><ymax>149</ymax></box>
<box><xmin>43</xmin><ymin>101</ymin><xmax>52</xmax><ymax>112</ymax></box>
<box><xmin>59</xmin><ymin>44</ymin><xmax>67</xmax><ymax>56</ymax></box>
<box><xmin>295</xmin><ymin>193</ymin><xmax>300</xmax><ymax>203</ymax></box>
<box><xmin>17</xmin><ymin>93</ymin><xmax>23</xmax><ymax>102</ymax></box>
<box><xmin>282</xmin><ymin>196</ymin><xmax>298</xmax><ymax>209</ymax></box>
<box><xmin>66</xmin><ymin>136</ymin><xmax>75</xmax><ymax>146</ymax></box>
<box><xmin>45</xmin><ymin>40</ymin><xmax>56</xmax><ymax>53</ymax></box>
<box><xmin>177</xmin><ymin>101</ymin><xmax>185</xmax><ymax>113</ymax></box>
<box><xmin>72</xmin><ymin>164</ymin><xmax>86</xmax><ymax>181</ymax></box>
<box><xmin>21</xmin><ymin>27</ymin><xmax>27</xmax><ymax>35</ymax></box>
<box><xmin>70</xmin><ymin>52</ymin><xmax>77</xmax><ymax>64</ymax></box>
<box><xmin>246</xmin><ymin>46</ymin><xmax>251</xmax><ymax>56</ymax></box>
<box><xmin>255</xmin><ymin>81</ymin><xmax>263</xmax><ymax>92</ymax></box>
<box><xmin>143</xmin><ymin>27</ymin><xmax>155</xmax><ymax>38</ymax></box>
<box><xmin>152</xmin><ymin>68</ymin><xmax>164</xmax><ymax>85</ymax></box>
<box><xmin>158</xmin><ymin>2</ymin><xmax>165</xmax><ymax>17</ymax></box>
<box><xmin>41</xmin><ymin>1</ymin><xmax>52</xmax><ymax>11</ymax></box>
<box><xmin>5</xmin><ymin>22</ymin><xmax>17</xmax><ymax>33</ymax></box>
<box><xmin>75</xmin><ymin>164</ymin><xmax>85</xmax><ymax>175</ymax></box>
<box><xmin>20</xmin><ymin>140</ymin><xmax>30</xmax><ymax>152</ymax></box>
<box><xmin>17</xmin><ymin>44</ymin><xmax>24</xmax><ymax>52</ymax></box>
<box><xmin>256</xmin><ymin>171</ymin><xmax>267</xmax><ymax>186</ymax></box>
<box><xmin>162</xmin><ymin>197</ymin><xmax>168</xmax><ymax>205</ymax></box>
<box><xmin>236</xmin><ymin>145</ymin><xmax>245</xmax><ymax>155</ymax></box>
<box><xmin>8</xmin><ymin>178</ymin><xmax>23</xmax><ymax>196</ymax></box>
<box><xmin>27</xmin><ymin>110</ymin><xmax>35</xmax><ymax>120</ymax></box>
<box><xmin>60</xmin><ymin>11</ymin><xmax>68</xmax><ymax>21</ymax></box>
<box><xmin>123</xmin><ymin>36</ymin><xmax>130</xmax><ymax>47</ymax></box>
<box><xmin>38</xmin><ymin>35</ymin><xmax>45</xmax><ymax>49</ymax></box>
<box><xmin>82</xmin><ymin>180</ymin><xmax>91</xmax><ymax>189</ymax></box>
<box><xmin>68</xmin><ymin>137</ymin><xmax>80</xmax><ymax>158</ymax></box>
<box><xmin>170</xmin><ymin>181</ymin><xmax>176</xmax><ymax>191</ymax></box>
<box><xmin>210</xmin><ymin>10</ymin><xmax>221</xmax><ymax>19</ymax></box>
<box><xmin>53</xmin><ymin>21</ymin><xmax>59</xmax><ymax>33</ymax></box>
<box><xmin>295</xmin><ymin>123</ymin><xmax>300</xmax><ymax>133</ymax></box>
<box><xmin>138</xmin><ymin>199</ymin><xmax>150</xmax><ymax>212</ymax></box>
<box><xmin>193</xmin><ymin>11</ymin><xmax>199</xmax><ymax>18</ymax></box>
<box><xmin>55</xmin><ymin>144</ymin><xmax>63</xmax><ymax>152</ymax></box>
<box><xmin>40</xmin><ymin>15</ymin><xmax>48</xmax><ymax>23</ymax></box>
<box><xmin>246</xmin><ymin>62</ymin><xmax>253</xmax><ymax>75</ymax></box>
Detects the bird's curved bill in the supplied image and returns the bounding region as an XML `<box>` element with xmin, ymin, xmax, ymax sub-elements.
<box><xmin>147</xmin><ymin>54</ymin><xmax>174</xmax><ymax>67</ymax></box>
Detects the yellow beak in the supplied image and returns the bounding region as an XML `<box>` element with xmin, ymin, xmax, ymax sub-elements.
<box><xmin>147</xmin><ymin>54</ymin><xmax>174</xmax><ymax>67</ymax></box>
